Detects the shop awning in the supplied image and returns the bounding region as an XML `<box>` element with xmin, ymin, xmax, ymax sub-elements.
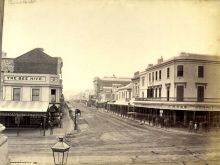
<box><xmin>0</xmin><ymin>101</ymin><xmax>49</xmax><ymax>117</ymax></box>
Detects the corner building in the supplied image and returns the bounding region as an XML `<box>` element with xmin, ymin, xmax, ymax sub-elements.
<box><xmin>0</xmin><ymin>48</ymin><xmax>63</xmax><ymax>128</ymax></box>
<box><xmin>134</xmin><ymin>52</ymin><xmax>220</xmax><ymax>127</ymax></box>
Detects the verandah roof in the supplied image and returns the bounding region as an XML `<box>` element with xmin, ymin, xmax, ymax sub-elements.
<box><xmin>0</xmin><ymin>101</ymin><xmax>49</xmax><ymax>117</ymax></box>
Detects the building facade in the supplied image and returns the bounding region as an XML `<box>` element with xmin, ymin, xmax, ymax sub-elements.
<box><xmin>134</xmin><ymin>52</ymin><xmax>220</xmax><ymax>127</ymax></box>
<box><xmin>0</xmin><ymin>48</ymin><xmax>63</xmax><ymax>130</ymax></box>
<box><xmin>93</xmin><ymin>76</ymin><xmax>131</xmax><ymax>103</ymax></box>
<box><xmin>106</xmin><ymin>52</ymin><xmax>220</xmax><ymax>128</ymax></box>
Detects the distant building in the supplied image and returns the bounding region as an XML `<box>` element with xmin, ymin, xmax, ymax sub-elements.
<box><xmin>0</xmin><ymin>48</ymin><xmax>63</xmax><ymax>129</ymax></box>
<box><xmin>93</xmin><ymin>76</ymin><xmax>131</xmax><ymax>103</ymax></box>
<box><xmin>114</xmin><ymin>83</ymin><xmax>132</xmax><ymax>103</ymax></box>
<box><xmin>131</xmin><ymin>71</ymin><xmax>140</xmax><ymax>99</ymax></box>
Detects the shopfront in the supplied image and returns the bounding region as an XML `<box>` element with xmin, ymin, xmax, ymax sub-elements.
<box><xmin>0</xmin><ymin>101</ymin><xmax>49</xmax><ymax>128</ymax></box>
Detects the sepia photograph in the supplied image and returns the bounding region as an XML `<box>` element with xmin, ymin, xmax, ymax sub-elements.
<box><xmin>0</xmin><ymin>0</ymin><xmax>220</xmax><ymax>164</ymax></box>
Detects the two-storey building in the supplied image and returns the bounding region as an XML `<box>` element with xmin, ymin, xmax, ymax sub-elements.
<box><xmin>134</xmin><ymin>52</ymin><xmax>220</xmax><ymax>127</ymax></box>
<box><xmin>0</xmin><ymin>48</ymin><xmax>63</xmax><ymax>131</ymax></box>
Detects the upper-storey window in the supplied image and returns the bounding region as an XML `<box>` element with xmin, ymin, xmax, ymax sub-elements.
<box><xmin>32</xmin><ymin>89</ymin><xmax>40</xmax><ymax>101</ymax></box>
<box><xmin>177</xmin><ymin>65</ymin><xmax>183</xmax><ymax>77</ymax></box>
<box><xmin>176</xmin><ymin>85</ymin><xmax>184</xmax><ymax>101</ymax></box>
<box><xmin>152</xmin><ymin>72</ymin><xmax>154</xmax><ymax>82</ymax></box>
<box><xmin>198</xmin><ymin>66</ymin><xmax>204</xmax><ymax>78</ymax></box>
<box><xmin>155</xmin><ymin>71</ymin><xmax>158</xmax><ymax>80</ymax></box>
<box><xmin>142</xmin><ymin>77</ymin><xmax>145</xmax><ymax>86</ymax></box>
<box><xmin>149</xmin><ymin>73</ymin><xmax>151</xmax><ymax>82</ymax></box>
<box><xmin>167</xmin><ymin>67</ymin><xmax>170</xmax><ymax>78</ymax></box>
<box><xmin>159</xmin><ymin>70</ymin><xmax>161</xmax><ymax>80</ymax></box>
<box><xmin>13</xmin><ymin>88</ymin><xmax>21</xmax><ymax>101</ymax></box>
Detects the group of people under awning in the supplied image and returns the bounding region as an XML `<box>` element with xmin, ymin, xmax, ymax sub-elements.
<box><xmin>48</xmin><ymin>103</ymin><xmax>63</xmax><ymax>129</ymax></box>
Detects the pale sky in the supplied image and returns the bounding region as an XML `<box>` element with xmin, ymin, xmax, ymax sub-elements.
<box><xmin>2</xmin><ymin>0</ymin><xmax>220</xmax><ymax>98</ymax></box>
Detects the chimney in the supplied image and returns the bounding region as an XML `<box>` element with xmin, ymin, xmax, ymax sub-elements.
<box><xmin>157</xmin><ymin>56</ymin><xmax>163</xmax><ymax>64</ymax></box>
<box><xmin>148</xmin><ymin>64</ymin><xmax>153</xmax><ymax>68</ymax></box>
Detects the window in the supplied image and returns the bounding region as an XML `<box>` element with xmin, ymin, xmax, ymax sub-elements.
<box><xmin>177</xmin><ymin>65</ymin><xmax>183</xmax><ymax>77</ymax></box>
<box><xmin>51</xmin><ymin>89</ymin><xmax>56</xmax><ymax>102</ymax></box>
<box><xmin>156</xmin><ymin>71</ymin><xmax>158</xmax><ymax>80</ymax></box>
<box><xmin>32</xmin><ymin>89</ymin><xmax>40</xmax><ymax>101</ymax></box>
<box><xmin>167</xmin><ymin>87</ymin><xmax>170</xmax><ymax>101</ymax></box>
<box><xmin>197</xmin><ymin>86</ymin><xmax>204</xmax><ymax>102</ymax></box>
<box><xmin>167</xmin><ymin>67</ymin><xmax>170</xmax><ymax>78</ymax></box>
<box><xmin>13</xmin><ymin>88</ymin><xmax>21</xmax><ymax>101</ymax></box>
<box><xmin>155</xmin><ymin>88</ymin><xmax>157</xmax><ymax>98</ymax></box>
<box><xmin>149</xmin><ymin>73</ymin><xmax>151</xmax><ymax>82</ymax></box>
<box><xmin>159</xmin><ymin>88</ymin><xmax>161</xmax><ymax>98</ymax></box>
<box><xmin>159</xmin><ymin>70</ymin><xmax>161</xmax><ymax>80</ymax></box>
<box><xmin>198</xmin><ymin>66</ymin><xmax>204</xmax><ymax>78</ymax></box>
<box><xmin>142</xmin><ymin>92</ymin><xmax>144</xmax><ymax>98</ymax></box>
<box><xmin>176</xmin><ymin>85</ymin><xmax>184</xmax><ymax>101</ymax></box>
<box><xmin>147</xmin><ymin>88</ymin><xmax>154</xmax><ymax>98</ymax></box>
<box><xmin>152</xmin><ymin>72</ymin><xmax>154</xmax><ymax>81</ymax></box>
<box><xmin>142</xmin><ymin>77</ymin><xmax>145</xmax><ymax>86</ymax></box>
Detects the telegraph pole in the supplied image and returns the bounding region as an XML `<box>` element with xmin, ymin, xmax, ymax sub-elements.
<box><xmin>0</xmin><ymin>0</ymin><xmax>5</xmax><ymax>100</ymax></box>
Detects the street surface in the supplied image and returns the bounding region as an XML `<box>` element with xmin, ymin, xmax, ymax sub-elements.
<box><xmin>4</xmin><ymin>103</ymin><xmax>220</xmax><ymax>165</ymax></box>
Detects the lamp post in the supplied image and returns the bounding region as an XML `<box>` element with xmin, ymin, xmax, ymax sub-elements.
<box><xmin>51</xmin><ymin>137</ymin><xmax>70</xmax><ymax>165</ymax></box>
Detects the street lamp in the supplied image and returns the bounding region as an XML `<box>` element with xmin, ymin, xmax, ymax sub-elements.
<box><xmin>51</xmin><ymin>137</ymin><xmax>70</xmax><ymax>165</ymax></box>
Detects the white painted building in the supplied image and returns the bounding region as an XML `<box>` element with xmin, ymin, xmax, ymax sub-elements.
<box><xmin>0</xmin><ymin>48</ymin><xmax>63</xmax><ymax>129</ymax></box>
<box><xmin>3</xmin><ymin>73</ymin><xmax>62</xmax><ymax>103</ymax></box>
<box><xmin>135</xmin><ymin>52</ymin><xmax>220</xmax><ymax>126</ymax></box>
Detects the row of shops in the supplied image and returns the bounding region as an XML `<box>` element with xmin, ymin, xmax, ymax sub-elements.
<box><xmin>92</xmin><ymin>53</ymin><xmax>220</xmax><ymax>130</ymax></box>
<box><xmin>104</xmin><ymin>102</ymin><xmax>220</xmax><ymax>129</ymax></box>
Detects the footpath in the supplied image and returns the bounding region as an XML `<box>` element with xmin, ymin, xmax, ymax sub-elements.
<box><xmin>6</xmin><ymin>105</ymin><xmax>77</xmax><ymax>165</ymax></box>
<box><xmin>96</xmin><ymin>107</ymin><xmax>220</xmax><ymax>137</ymax></box>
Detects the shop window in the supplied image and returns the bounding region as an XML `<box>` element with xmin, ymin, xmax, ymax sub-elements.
<box><xmin>13</xmin><ymin>88</ymin><xmax>21</xmax><ymax>101</ymax></box>
<box><xmin>32</xmin><ymin>89</ymin><xmax>40</xmax><ymax>101</ymax></box>
<box><xmin>177</xmin><ymin>65</ymin><xmax>183</xmax><ymax>77</ymax></box>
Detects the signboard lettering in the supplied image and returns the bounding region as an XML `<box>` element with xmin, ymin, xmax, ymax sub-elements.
<box><xmin>4</xmin><ymin>75</ymin><xmax>46</xmax><ymax>82</ymax></box>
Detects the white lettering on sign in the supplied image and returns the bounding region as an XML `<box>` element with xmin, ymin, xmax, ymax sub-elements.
<box><xmin>4</xmin><ymin>76</ymin><xmax>46</xmax><ymax>82</ymax></box>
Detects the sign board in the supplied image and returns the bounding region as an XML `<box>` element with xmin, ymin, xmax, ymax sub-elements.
<box><xmin>4</xmin><ymin>75</ymin><xmax>46</xmax><ymax>82</ymax></box>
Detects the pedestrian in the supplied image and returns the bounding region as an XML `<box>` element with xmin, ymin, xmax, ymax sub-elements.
<box><xmin>194</xmin><ymin>122</ymin><xmax>198</xmax><ymax>132</ymax></box>
<box><xmin>188</xmin><ymin>121</ymin><xmax>193</xmax><ymax>132</ymax></box>
<box><xmin>48</xmin><ymin>120</ymin><xmax>53</xmax><ymax>135</ymax></box>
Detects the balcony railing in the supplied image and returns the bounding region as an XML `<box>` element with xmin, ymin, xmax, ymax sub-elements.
<box><xmin>135</xmin><ymin>97</ymin><xmax>220</xmax><ymax>103</ymax></box>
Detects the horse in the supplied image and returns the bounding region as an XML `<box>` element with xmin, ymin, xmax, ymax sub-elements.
<box><xmin>75</xmin><ymin>109</ymin><xmax>81</xmax><ymax>116</ymax></box>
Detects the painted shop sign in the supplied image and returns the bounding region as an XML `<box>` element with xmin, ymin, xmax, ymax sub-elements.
<box><xmin>4</xmin><ymin>75</ymin><xmax>46</xmax><ymax>82</ymax></box>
